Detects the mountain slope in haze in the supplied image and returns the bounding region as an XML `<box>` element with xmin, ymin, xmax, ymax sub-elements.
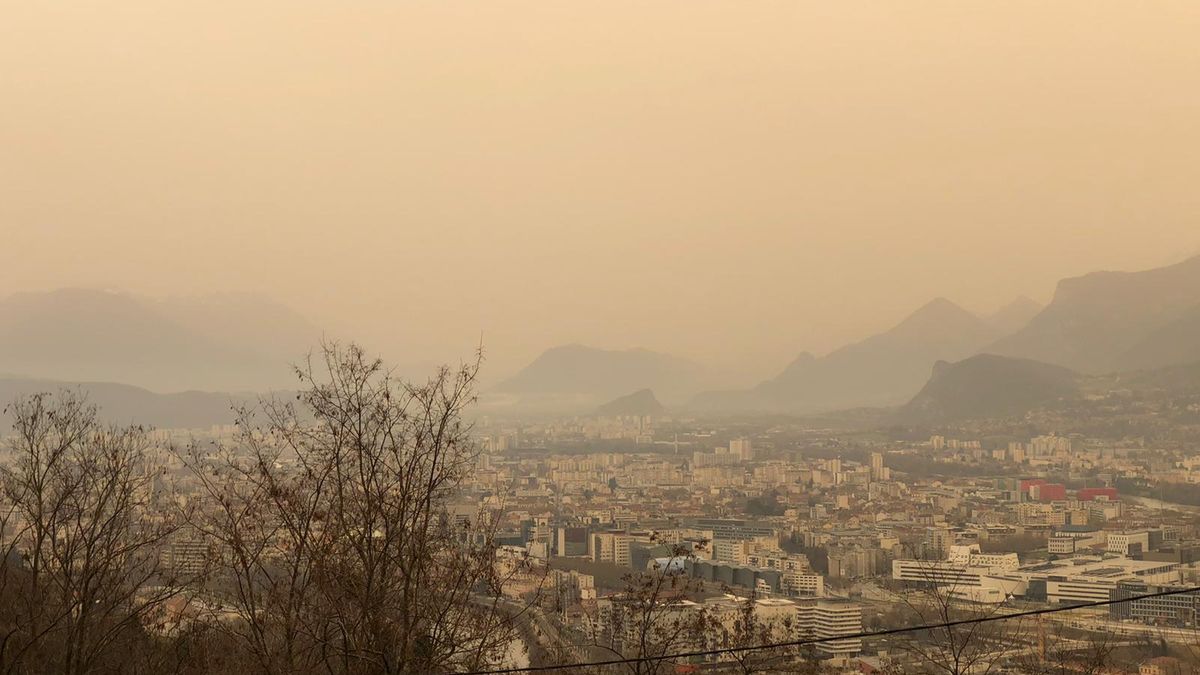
<box><xmin>693</xmin><ymin>298</ymin><xmax>1002</xmax><ymax>413</ymax></box>
<box><xmin>1114</xmin><ymin>302</ymin><xmax>1200</xmax><ymax>372</ymax></box>
<box><xmin>898</xmin><ymin>354</ymin><xmax>1079</xmax><ymax>423</ymax></box>
<box><xmin>154</xmin><ymin>292</ymin><xmax>321</xmax><ymax>364</ymax></box>
<box><xmin>0</xmin><ymin>377</ymin><xmax>251</xmax><ymax>429</ymax></box>
<box><xmin>491</xmin><ymin>345</ymin><xmax>709</xmax><ymax>409</ymax></box>
<box><xmin>595</xmin><ymin>389</ymin><xmax>665</xmax><ymax>417</ymax></box>
<box><xmin>987</xmin><ymin>255</ymin><xmax>1200</xmax><ymax>373</ymax></box>
<box><xmin>1106</xmin><ymin>359</ymin><xmax>1200</xmax><ymax>393</ymax></box>
<box><xmin>0</xmin><ymin>289</ymin><xmax>316</xmax><ymax>392</ymax></box>
<box><xmin>986</xmin><ymin>296</ymin><xmax>1043</xmax><ymax>334</ymax></box>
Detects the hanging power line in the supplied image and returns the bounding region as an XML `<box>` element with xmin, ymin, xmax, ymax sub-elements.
<box><xmin>466</xmin><ymin>584</ymin><xmax>1200</xmax><ymax>674</ymax></box>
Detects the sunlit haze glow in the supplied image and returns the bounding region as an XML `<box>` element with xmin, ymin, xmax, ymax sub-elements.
<box><xmin>3</xmin><ymin>1</ymin><xmax>1199</xmax><ymax>381</ymax></box>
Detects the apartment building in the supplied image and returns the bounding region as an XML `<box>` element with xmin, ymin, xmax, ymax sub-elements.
<box><xmin>592</xmin><ymin>530</ymin><xmax>632</xmax><ymax>567</ymax></box>
<box><xmin>796</xmin><ymin>599</ymin><xmax>863</xmax><ymax>658</ymax></box>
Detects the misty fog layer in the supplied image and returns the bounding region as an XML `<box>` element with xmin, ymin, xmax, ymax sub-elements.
<box><xmin>3</xmin><ymin>1</ymin><xmax>1199</xmax><ymax>382</ymax></box>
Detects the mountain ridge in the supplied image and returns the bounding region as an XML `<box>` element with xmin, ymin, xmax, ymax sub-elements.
<box><xmin>595</xmin><ymin>388</ymin><xmax>665</xmax><ymax>417</ymax></box>
<box><xmin>490</xmin><ymin>344</ymin><xmax>711</xmax><ymax>410</ymax></box>
<box><xmin>897</xmin><ymin>354</ymin><xmax>1079</xmax><ymax>423</ymax></box>
<box><xmin>0</xmin><ymin>376</ymin><xmax>255</xmax><ymax>429</ymax></box>
<box><xmin>987</xmin><ymin>255</ymin><xmax>1200</xmax><ymax>373</ymax></box>
<box><xmin>986</xmin><ymin>295</ymin><xmax>1044</xmax><ymax>334</ymax></box>
<box><xmin>0</xmin><ymin>288</ymin><xmax>319</xmax><ymax>392</ymax></box>
<box><xmin>692</xmin><ymin>297</ymin><xmax>1001</xmax><ymax>413</ymax></box>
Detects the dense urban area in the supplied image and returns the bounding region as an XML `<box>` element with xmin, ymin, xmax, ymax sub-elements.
<box><xmin>5</xmin><ymin>340</ymin><xmax>1200</xmax><ymax>674</ymax></box>
<box><xmin>455</xmin><ymin>410</ymin><xmax>1200</xmax><ymax>672</ymax></box>
<box><xmin>6</xmin><ymin>3</ymin><xmax>1200</xmax><ymax>673</ymax></box>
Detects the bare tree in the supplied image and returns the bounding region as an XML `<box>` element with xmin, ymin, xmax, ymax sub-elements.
<box><xmin>886</xmin><ymin>546</ymin><xmax>1026</xmax><ymax>675</ymax></box>
<box><xmin>178</xmin><ymin>341</ymin><xmax>537</xmax><ymax>674</ymax></box>
<box><xmin>1011</xmin><ymin>619</ymin><xmax>1116</xmax><ymax>675</ymax></box>
<box><xmin>708</xmin><ymin>589</ymin><xmax>821</xmax><ymax>675</ymax></box>
<box><xmin>585</xmin><ymin>547</ymin><xmax>710</xmax><ymax>675</ymax></box>
<box><xmin>0</xmin><ymin>391</ymin><xmax>182</xmax><ymax>675</ymax></box>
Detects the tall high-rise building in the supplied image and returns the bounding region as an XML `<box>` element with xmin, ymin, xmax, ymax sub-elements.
<box><xmin>557</xmin><ymin>526</ymin><xmax>590</xmax><ymax>557</ymax></box>
<box><xmin>591</xmin><ymin>530</ymin><xmax>632</xmax><ymax>567</ymax></box>
<box><xmin>729</xmin><ymin>438</ymin><xmax>754</xmax><ymax>461</ymax></box>
<box><xmin>869</xmin><ymin>452</ymin><xmax>886</xmax><ymax>481</ymax></box>
<box><xmin>927</xmin><ymin>526</ymin><xmax>955</xmax><ymax>559</ymax></box>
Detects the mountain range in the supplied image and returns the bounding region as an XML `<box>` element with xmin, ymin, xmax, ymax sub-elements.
<box><xmin>0</xmin><ymin>377</ymin><xmax>251</xmax><ymax>429</ymax></box>
<box><xmin>897</xmin><ymin>352</ymin><xmax>1200</xmax><ymax>424</ymax></box>
<box><xmin>690</xmin><ymin>297</ymin><xmax>1007</xmax><ymax>413</ymax></box>
<box><xmin>595</xmin><ymin>389</ymin><xmax>665</xmax><ymax>417</ymax></box>
<box><xmin>0</xmin><ymin>289</ymin><xmax>320</xmax><ymax>392</ymax></box>
<box><xmin>988</xmin><ymin>255</ymin><xmax>1200</xmax><ymax>373</ymax></box>
<box><xmin>4</xmin><ymin>255</ymin><xmax>1199</xmax><ymax>420</ymax></box>
<box><xmin>493</xmin><ymin>254</ymin><xmax>1200</xmax><ymax>416</ymax></box>
<box><xmin>486</xmin><ymin>344</ymin><xmax>711</xmax><ymax>411</ymax></box>
<box><xmin>699</xmin><ymin>255</ymin><xmax>1200</xmax><ymax>415</ymax></box>
<box><xmin>984</xmin><ymin>295</ymin><xmax>1043</xmax><ymax>334</ymax></box>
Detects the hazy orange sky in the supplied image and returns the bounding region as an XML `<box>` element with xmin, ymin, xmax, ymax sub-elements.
<box><xmin>3</xmin><ymin>1</ymin><xmax>1199</xmax><ymax>382</ymax></box>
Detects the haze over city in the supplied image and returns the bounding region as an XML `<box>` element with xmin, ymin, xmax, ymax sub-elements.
<box><xmin>5</xmin><ymin>4</ymin><xmax>1200</xmax><ymax>674</ymax></box>
<box><xmin>5</xmin><ymin>1</ymin><xmax>1200</xmax><ymax>384</ymax></box>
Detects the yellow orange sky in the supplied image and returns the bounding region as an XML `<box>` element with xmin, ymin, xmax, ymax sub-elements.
<box><xmin>3</xmin><ymin>1</ymin><xmax>1199</xmax><ymax>380</ymax></box>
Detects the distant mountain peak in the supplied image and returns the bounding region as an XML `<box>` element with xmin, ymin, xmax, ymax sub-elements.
<box><xmin>540</xmin><ymin>343</ymin><xmax>656</xmax><ymax>357</ymax></box>
<box><xmin>492</xmin><ymin>344</ymin><xmax>710</xmax><ymax>411</ymax></box>
<box><xmin>986</xmin><ymin>295</ymin><xmax>1044</xmax><ymax>333</ymax></box>
<box><xmin>886</xmin><ymin>297</ymin><xmax>990</xmax><ymax>341</ymax></box>
<box><xmin>546</xmin><ymin>342</ymin><xmax>592</xmax><ymax>353</ymax></box>
<box><xmin>920</xmin><ymin>296</ymin><xmax>960</xmax><ymax>311</ymax></box>
<box><xmin>898</xmin><ymin>354</ymin><xmax>1079</xmax><ymax>423</ymax></box>
<box><xmin>929</xmin><ymin>359</ymin><xmax>953</xmax><ymax>377</ymax></box>
<box><xmin>595</xmin><ymin>388</ymin><xmax>664</xmax><ymax>417</ymax></box>
<box><xmin>988</xmin><ymin>254</ymin><xmax>1200</xmax><ymax>373</ymax></box>
<box><xmin>695</xmin><ymin>296</ymin><xmax>1000</xmax><ymax>414</ymax></box>
<box><xmin>5</xmin><ymin>287</ymin><xmax>159</xmax><ymax>314</ymax></box>
<box><xmin>998</xmin><ymin>294</ymin><xmax>1041</xmax><ymax>312</ymax></box>
<box><xmin>902</xmin><ymin>296</ymin><xmax>973</xmax><ymax>321</ymax></box>
<box><xmin>0</xmin><ymin>288</ymin><xmax>317</xmax><ymax>392</ymax></box>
